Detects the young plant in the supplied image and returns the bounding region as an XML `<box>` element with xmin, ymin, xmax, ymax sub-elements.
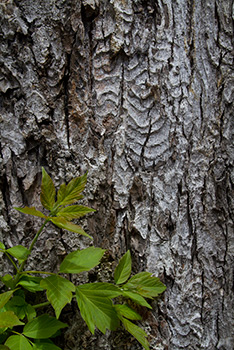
<box><xmin>0</xmin><ymin>168</ymin><xmax>166</xmax><ymax>350</ymax></box>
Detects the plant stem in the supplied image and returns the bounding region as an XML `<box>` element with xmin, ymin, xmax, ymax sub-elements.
<box><xmin>12</xmin><ymin>218</ymin><xmax>50</xmax><ymax>288</ymax></box>
<box><xmin>4</xmin><ymin>252</ymin><xmax>19</xmax><ymax>272</ymax></box>
<box><xmin>21</xmin><ymin>270</ymin><xmax>55</xmax><ymax>275</ymax></box>
<box><xmin>28</xmin><ymin>218</ymin><xmax>50</xmax><ymax>254</ymax></box>
<box><xmin>32</xmin><ymin>301</ymin><xmax>51</xmax><ymax>309</ymax></box>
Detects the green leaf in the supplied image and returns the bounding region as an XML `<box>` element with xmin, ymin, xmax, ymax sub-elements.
<box><xmin>25</xmin><ymin>304</ymin><xmax>36</xmax><ymax>322</ymax></box>
<box><xmin>0</xmin><ymin>311</ymin><xmax>24</xmax><ymax>328</ymax></box>
<box><xmin>17</xmin><ymin>276</ymin><xmax>44</xmax><ymax>293</ymax></box>
<box><xmin>0</xmin><ymin>291</ymin><xmax>15</xmax><ymax>309</ymax></box>
<box><xmin>0</xmin><ymin>242</ymin><xmax>5</xmax><ymax>250</ymax></box>
<box><xmin>6</xmin><ymin>246</ymin><xmax>30</xmax><ymax>262</ymax></box>
<box><xmin>122</xmin><ymin>291</ymin><xmax>152</xmax><ymax>309</ymax></box>
<box><xmin>124</xmin><ymin>272</ymin><xmax>166</xmax><ymax>298</ymax></box>
<box><xmin>0</xmin><ymin>329</ymin><xmax>8</xmax><ymax>343</ymax></box>
<box><xmin>32</xmin><ymin>340</ymin><xmax>62</xmax><ymax>350</ymax></box>
<box><xmin>23</xmin><ymin>315</ymin><xmax>67</xmax><ymax>339</ymax></box>
<box><xmin>5</xmin><ymin>335</ymin><xmax>32</xmax><ymax>350</ymax></box>
<box><xmin>75</xmin><ymin>283</ymin><xmax>122</xmax><ymax>298</ymax></box>
<box><xmin>75</xmin><ymin>285</ymin><xmax>119</xmax><ymax>334</ymax></box>
<box><xmin>59</xmin><ymin>247</ymin><xmax>105</xmax><ymax>274</ymax></box>
<box><xmin>121</xmin><ymin>318</ymin><xmax>150</xmax><ymax>350</ymax></box>
<box><xmin>57</xmin><ymin>173</ymin><xmax>87</xmax><ymax>206</ymax></box>
<box><xmin>40</xmin><ymin>167</ymin><xmax>56</xmax><ymax>211</ymax></box>
<box><xmin>0</xmin><ymin>345</ymin><xmax>10</xmax><ymax>350</ymax></box>
<box><xmin>50</xmin><ymin>217</ymin><xmax>92</xmax><ymax>239</ymax></box>
<box><xmin>40</xmin><ymin>275</ymin><xmax>75</xmax><ymax>318</ymax></box>
<box><xmin>14</xmin><ymin>207</ymin><xmax>47</xmax><ymax>219</ymax></box>
<box><xmin>114</xmin><ymin>304</ymin><xmax>142</xmax><ymax>321</ymax></box>
<box><xmin>56</xmin><ymin>183</ymin><xmax>66</xmax><ymax>204</ymax></box>
<box><xmin>0</xmin><ymin>275</ymin><xmax>14</xmax><ymax>290</ymax></box>
<box><xmin>5</xmin><ymin>295</ymin><xmax>28</xmax><ymax>320</ymax></box>
<box><xmin>56</xmin><ymin>205</ymin><xmax>95</xmax><ymax>221</ymax></box>
<box><xmin>114</xmin><ymin>250</ymin><xmax>132</xmax><ymax>285</ymax></box>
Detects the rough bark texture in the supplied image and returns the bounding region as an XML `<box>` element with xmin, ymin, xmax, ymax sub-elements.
<box><xmin>0</xmin><ymin>0</ymin><xmax>233</xmax><ymax>349</ymax></box>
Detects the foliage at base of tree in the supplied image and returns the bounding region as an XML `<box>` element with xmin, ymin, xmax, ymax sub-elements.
<box><xmin>0</xmin><ymin>168</ymin><xmax>166</xmax><ymax>350</ymax></box>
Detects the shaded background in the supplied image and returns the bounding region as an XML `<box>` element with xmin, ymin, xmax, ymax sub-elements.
<box><xmin>0</xmin><ymin>0</ymin><xmax>233</xmax><ymax>349</ymax></box>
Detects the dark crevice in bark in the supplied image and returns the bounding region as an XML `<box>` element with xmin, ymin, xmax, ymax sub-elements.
<box><xmin>214</xmin><ymin>1</ymin><xmax>221</xmax><ymax>47</ymax></box>
<box><xmin>187</xmin><ymin>191</ymin><xmax>197</xmax><ymax>264</ymax></box>
<box><xmin>119</xmin><ymin>60</ymin><xmax>125</xmax><ymax>116</ymax></box>
<box><xmin>188</xmin><ymin>36</ymin><xmax>196</xmax><ymax>86</ymax></box>
<box><xmin>148</xmin><ymin>173</ymin><xmax>155</xmax><ymax>235</ymax></box>
<box><xmin>219</xmin><ymin>111</ymin><xmax>224</xmax><ymax>143</ymax></box>
<box><xmin>215</xmin><ymin>313</ymin><xmax>220</xmax><ymax>349</ymax></box>
<box><xmin>199</xmin><ymin>90</ymin><xmax>204</xmax><ymax>135</ymax></box>
<box><xmin>0</xmin><ymin>173</ymin><xmax>11</xmax><ymax>226</ymax></box>
<box><xmin>223</xmin><ymin>223</ymin><xmax>228</xmax><ymax>279</ymax></box>
<box><xmin>201</xmin><ymin>176</ymin><xmax>207</xmax><ymax>214</ymax></box>
<box><xmin>170</xmin><ymin>1</ymin><xmax>175</xmax><ymax>68</ymax></box>
<box><xmin>123</xmin><ymin>215</ymin><xmax>131</xmax><ymax>253</ymax></box>
<box><xmin>187</xmin><ymin>0</ymin><xmax>196</xmax><ymax>86</ymax></box>
<box><xmin>140</xmin><ymin>112</ymin><xmax>152</xmax><ymax>170</ymax></box>
<box><xmin>232</xmin><ymin>0</ymin><xmax>234</xmax><ymax>43</ymax></box>
<box><xmin>163</xmin><ymin>267</ymin><xmax>175</xmax><ymax>291</ymax></box>
<box><xmin>188</xmin><ymin>0</ymin><xmax>195</xmax><ymax>43</ymax></box>
<box><xmin>63</xmin><ymin>52</ymin><xmax>71</xmax><ymax>149</ymax></box>
<box><xmin>61</xmin><ymin>20</ymin><xmax>78</xmax><ymax>150</ymax></box>
<box><xmin>12</xmin><ymin>0</ymin><xmax>32</xmax><ymax>30</ymax></box>
<box><xmin>11</xmin><ymin>152</ymin><xmax>28</xmax><ymax>207</ymax></box>
<box><xmin>226</xmin><ymin>170</ymin><xmax>234</xmax><ymax>221</ymax></box>
<box><xmin>81</xmin><ymin>2</ymin><xmax>98</xmax><ymax>112</ymax></box>
<box><xmin>200</xmin><ymin>270</ymin><xmax>205</xmax><ymax>324</ymax></box>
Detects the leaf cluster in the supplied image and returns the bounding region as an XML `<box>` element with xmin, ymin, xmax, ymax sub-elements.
<box><xmin>0</xmin><ymin>168</ymin><xmax>166</xmax><ymax>350</ymax></box>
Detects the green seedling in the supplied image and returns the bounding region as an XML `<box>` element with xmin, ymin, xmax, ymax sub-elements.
<box><xmin>0</xmin><ymin>168</ymin><xmax>166</xmax><ymax>350</ymax></box>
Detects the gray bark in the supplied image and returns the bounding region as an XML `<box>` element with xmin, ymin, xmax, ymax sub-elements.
<box><xmin>0</xmin><ymin>0</ymin><xmax>233</xmax><ymax>349</ymax></box>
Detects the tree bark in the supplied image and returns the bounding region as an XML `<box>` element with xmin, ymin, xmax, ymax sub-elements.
<box><xmin>0</xmin><ymin>0</ymin><xmax>233</xmax><ymax>349</ymax></box>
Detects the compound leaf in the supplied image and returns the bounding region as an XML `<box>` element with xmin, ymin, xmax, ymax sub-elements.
<box><xmin>114</xmin><ymin>250</ymin><xmax>132</xmax><ymax>285</ymax></box>
<box><xmin>5</xmin><ymin>335</ymin><xmax>32</xmax><ymax>350</ymax></box>
<box><xmin>121</xmin><ymin>318</ymin><xmax>150</xmax><ymax>350</ymax></box>
<box><xmin>14</xmin><ymin>207</ymin><xmax>46</xmax><ymax>219</ymax></box>
<box><xmin>40</xmin><ymin>168</ymin><xmax>56</xmax><ymax>211</ymax></box>
<box><xmin>56</xmin><ymin>205</ymin><xmax>95</xmax><ymax>221</ymax></box>
<box><xmin>60</xmin><ymin>247</ymin><xmax>105</xmax><ymax>274</ymax></box>
<box><xmin>50</xmin><ymin>217</ymin><xmax>92</xmax><ymax>239</ymax></box>
<box><xmin>23</xmin><ymin>315</ymin><xmax>67</xmax><ymax>339</ymax></box>
<box><xmin>76</xmin><ymin>285</ymin><xmax>119</xmax><ymax>334</ymax></box>
<box><xmin>0</xmin><ymin>311</ymin><xmax>24</xmax><ymax>328</ymax></box>
<box><xmin>57</xmin><ymin>173</ymin><xmax>87</xmax><ymax>206</ymax></box>
<box><xmin>40</xmin><ymin>275</ymin><xmax>75</xmax><ymax>318</ymax></box>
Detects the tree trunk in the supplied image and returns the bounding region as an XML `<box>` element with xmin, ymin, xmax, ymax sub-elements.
<box><xmin>0</xmin><ymin>0</ymin><xmax>233</xmax><ymax>349</ymax></box>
